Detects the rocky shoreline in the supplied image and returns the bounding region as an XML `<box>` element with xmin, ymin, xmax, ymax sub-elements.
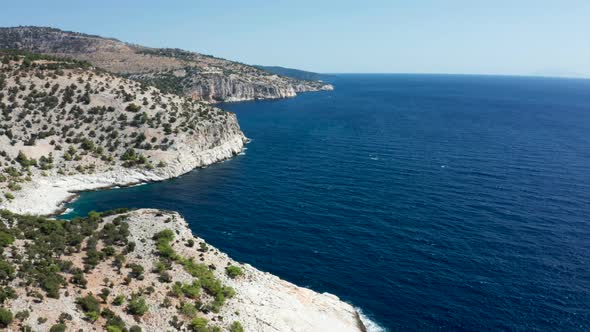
<box><xmin>0</xmin><ymin>52</ymin><xmax>374</xmax><ymax>332</ymax></box>
<box><xmin>1</xmin><ymin>134</ymin><xmax>246</xmax><ymax>216</ymax></box>
<box><xmin>0</xmin><ymin>135</ymin><xmax>376</xmax><ymax>332</ymax></box>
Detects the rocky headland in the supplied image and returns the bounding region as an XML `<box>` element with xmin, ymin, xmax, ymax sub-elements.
<box><xmin>0</xmin><ymin>26</ymin><xmax>334</xmax><ymax>103</ymax></box>
<box><xmin>0</xmin><ymin>52</ymin><xmax>368</xmax><ymax>331</ymax></box>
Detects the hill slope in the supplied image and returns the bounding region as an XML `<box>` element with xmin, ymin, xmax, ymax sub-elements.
<box><xmin>0</xmin><ymin>51</ymin><xmax>245</xmax><ymax>215</ymax></box>
<box><xmin>0</xmin><ymin>27</ymin><xmax>333</xmax><ymax>102</ymax></box>
<box><xmin>0</xmin><ymin>208</ymin><xmax>366</xmax><ymax>331</ymax></box>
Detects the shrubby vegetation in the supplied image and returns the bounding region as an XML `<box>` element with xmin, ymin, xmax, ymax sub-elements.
<box><xmin>225</xmin><ymin>265</ymin><xmax>244</xmax><ymax>279</ymax></box>
<box><xmin>0</xmin><ymin>52</ymin><xmax>234</xmax><ymax>199</ymax></box>
<box><xmin>0</xmin><ymin>208</ymin><xmax>243</xmax><ymax>330</ymax></box>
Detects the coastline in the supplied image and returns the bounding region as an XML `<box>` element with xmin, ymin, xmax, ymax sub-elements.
<box><xmin>4</xmin><ymin>208</ymin><xmax>370</xmax><ymax>331</ymax></box>
<box><xmin>1</xmin><ymin>134</ymin><xmax>247</xmax><ymax>216</ymax></box>
<box><xmin>0</xmin><ymin>132</ymin><xmax>382</xmax><ymax>331</ymax></box>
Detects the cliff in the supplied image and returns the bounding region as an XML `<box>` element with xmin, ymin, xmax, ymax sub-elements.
<box><xmin>0</xmin><ymin>26</ymin><xmax>334</xmax><ymax>103</ymax></box>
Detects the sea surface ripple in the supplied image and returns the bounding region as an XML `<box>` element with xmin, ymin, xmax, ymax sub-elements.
<box><xmin>63</xmin><ymin>74</ymin><xmax>590</xmax><ymax>331</ymax></box>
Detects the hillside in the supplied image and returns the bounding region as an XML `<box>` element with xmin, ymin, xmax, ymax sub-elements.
<box><xmin>0</xmin><ymin>208</ymin><xmax>366</xmax><ymax>331</ymax></box>
<box><xmin>0</xmin><ymin>27</ymin><xmax>333</xmax><ymax>102</ymax></box>
<box><xmin>0</xmin><ymin>51</ymin><xmax>245</xmax><ymax>215</ymax></box>
<box><xmin>0</xmin><ymin>50</ymin><xmax>367</xmax><ymax>332</ymax></box>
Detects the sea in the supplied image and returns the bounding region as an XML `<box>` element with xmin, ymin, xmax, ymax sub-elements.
<box><xmin>61</xmin><ymin>74</ymin><xmax>590</xmax><ymax>331</ymax></box>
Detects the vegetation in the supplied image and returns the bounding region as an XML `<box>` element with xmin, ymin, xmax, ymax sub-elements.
<box><xmin>229</xmin><ymin>321</ymin><xmax>245</xmax><ymax>332</ymax></box>
<box><xmin>127</xmin><ymin>295</ymin><xmax>149</xmax><ymax>316</ymax></box>
<box><xmin>76</xmin><ymin>295</ymin><xmax>101</xmax><ymax>321</ymax></box>
<box><xmin>225</xmin><ymin>265</ymin><xmax>244</xmax><ymax>279</ymax></box>
<box><xmin>0</xmin><ymin>52</ymin><xmax>235</xmax><ymax>200</ymax></box>
<box><xmin>0</xmin><ymin>308</ymin><xmax>12</xmax><ymax>327</ymax></box>
<box><xmin>0</xmin><ymin>206</ymin><xmax>238</xmax><ymax>330</ymax></box>
<box><xmin>49</xmin><ymin>323</ymin><xmax>67</xmax><ymax>332</ymax></box>
<box><xmin>153</xmin><ymin>228</ymin><xmax>235</xmax><ymax>312</ymax></box>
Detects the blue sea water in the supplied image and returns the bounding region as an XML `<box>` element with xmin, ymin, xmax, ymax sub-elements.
<box><xmin>62</xmin><ymin>74</ymin><xmax>590</xmax><ymax>331</ymax></box>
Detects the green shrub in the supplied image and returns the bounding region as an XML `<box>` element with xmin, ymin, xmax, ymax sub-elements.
<box><xmin>0</xmin><ymin>232</ymin><xmax>14</xmax><ymax>247</ymax></box>
<box><xmin>127</xmin><ymin>296</ymin><xmax>148</xmax><ymax>316</ymax></box>
<box><xmin>76</xmin><ymin>295</ymin><xmax>101</xmax><ymax>319</ymax></box>
<box><xmin>125</xmin><ymin>103</ymin><xmax>141</xmax><ymax>112</ymax></box>
<box><xmin>179</xmin><ymin>302</ymin><xmax>198</xmax><ymax>318</ymax></box>
<box><xmin>128</xmin><ymin>263</ymin><xmax>144</xmax><ymax>279</ymax></box>
<box><xmin>105</xmin><ymin>314</ymin><xmax>126</xmax><ymax>332</ymax></box>
<box><xmin>112</xmin><ymin>295</ymin><xmax>125</xmax><ymax>306</ymax></box>
<box><xmin>181</xmin><ymin>281</ymin><xmax>201</xmax><ymax>299</ymax></box>
<box><xmin>49</xmin><ymin>323</ymin><xmax>67</xmax><ymax>332</ymax></box>
<box><xmin>0</xmin><ymin>261</ymin><xmax>14</xmax><ymax>280</ymax></box>
<box><xmin>189</xmin><ymin>317</ymin><xmax>209</xmax><ymax>332</ymax></box>
<box><xmin>0</xmin><ymin>308</ymin><xmax>13</xmax><ymax>327</ymax></box>
<box><xmin>16</xmin><ymin>151</ymin><xmax>36</xmax><ymax>167</ymax></box>
<box><xmin>225</xmin><ymin>265</ymin><xmax>244</xmax><ymax>279</ymax></box>
<box><xmin>14</xmin><ymin>310</ymin><xmax>29</xmax><ymax>321</ymax></box>
<box><xmin>80</xmin><ymin>138</ymin><xmax>95</xmax><ymax>151</ymax></box>
<box><xmin>229</xmin><ymin>321</ymin><xmax>244</xmax><ymax>332</ymax></box>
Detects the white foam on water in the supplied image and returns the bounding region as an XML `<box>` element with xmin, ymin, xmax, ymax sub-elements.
<box><xmin>356</xmin><ymin>306</ymin><xmax>388</xmax><ymax>332</ymax></box>
<box><xmin>60</xmin><ymin>208</ymin><xmax>74</xmax><ymax>215</ymax></box>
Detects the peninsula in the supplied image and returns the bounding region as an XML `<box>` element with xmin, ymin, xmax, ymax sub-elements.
<box><xmin>0</xmin><ymin>47</ymin><xmax>366</xmax><ymax>331</ymax></box>
<box><xmin>0</xmin><ymin>27</ymin><xmax>333</xmax><ymax>103</ymax></box>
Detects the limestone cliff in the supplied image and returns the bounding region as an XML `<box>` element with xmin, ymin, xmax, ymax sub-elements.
<box><xmin>0</xmin><ymin>26</ymin><xmax>334</xmax><ymax>103</ymax></box>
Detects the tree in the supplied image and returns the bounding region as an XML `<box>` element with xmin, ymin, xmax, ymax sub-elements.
<box><xmin>76</xmin><ymin>295</ymin><xmax>101</xmax><ymax>321</ymax></box>
<box><xmin>127</xmin><ymin>296</ymin><xmax>148</xmax><ymax>316</ymax></box>
<box><xmin>80</xmin><ymin>138</ymin><xmax>95</xmax><ymax>151</ymax></box>
<box><xmin>99</xmin><ymin>288</ymin><xmax>110</xmax><ymax>303</ymax></box>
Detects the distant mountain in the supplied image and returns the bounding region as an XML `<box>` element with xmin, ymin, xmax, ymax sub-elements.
<box><xmin>0</xmin><ymin>26</ymin><xmax>333</xmax><ymax>102</ymax></box>
<box><xmin>254</xmin><ymin>65</ymin><xmax>329</xmax><ymax>81</ymax></box>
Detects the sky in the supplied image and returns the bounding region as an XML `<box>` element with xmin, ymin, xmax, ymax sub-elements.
<box><xmin>1</xmin><ymin>0</ymin><xmax>589</xmax><ymax>77</ymax></box>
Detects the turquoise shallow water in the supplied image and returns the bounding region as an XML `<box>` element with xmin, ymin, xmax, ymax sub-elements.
<box><xmin>63</xmin><ymin>74</ymin><xmax>590</xmax><ymax>330</ymax></box>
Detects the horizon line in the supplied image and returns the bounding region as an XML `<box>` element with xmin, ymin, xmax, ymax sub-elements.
<box><xmin>318</xmin><ymin>72</ymin><xmax>590</xmax><ymax>80</ymax></box>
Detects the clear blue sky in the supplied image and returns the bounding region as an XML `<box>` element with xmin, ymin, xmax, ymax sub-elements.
<box><xmin>2</xmin><ymin>0</ymin><xmax>589</xmax><ymax>77</ymax></box>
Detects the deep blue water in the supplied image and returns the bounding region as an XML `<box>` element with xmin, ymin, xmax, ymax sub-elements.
<box><xmin>62</xmin><ymin>74</ymin><xmax>590</xmax><ymax>331</ymax></box>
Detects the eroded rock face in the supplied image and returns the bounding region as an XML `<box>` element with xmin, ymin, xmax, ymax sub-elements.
<box><xmin>0</xmin><ymin>26</ymin><xmax>334</xmax><ymax>103</ymax></box>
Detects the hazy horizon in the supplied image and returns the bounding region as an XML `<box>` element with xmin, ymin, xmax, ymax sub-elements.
<box><xmin>1</xmin><ymin>0</ymin><xmax>589</xmax><ymax>78</ymax></box>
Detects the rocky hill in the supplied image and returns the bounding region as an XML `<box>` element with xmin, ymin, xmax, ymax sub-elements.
<box><xmin>0</xmin><ymin>208</ymin><xmax>366</xmax><ymax>331</ymax></box>
<box><xmin>0</xmin><ymin>51</ymin><xmax>246</xmax><ymax>215</ymax></box>
<box><xmin>0</xmin><ymin>51</ymin><xmax>368</xmax><ymax>332</ymax></box>
<box><xmin>0</xmin><ymin>27</ymin><xmax>333</xmax><ymax>102</ymax></box>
